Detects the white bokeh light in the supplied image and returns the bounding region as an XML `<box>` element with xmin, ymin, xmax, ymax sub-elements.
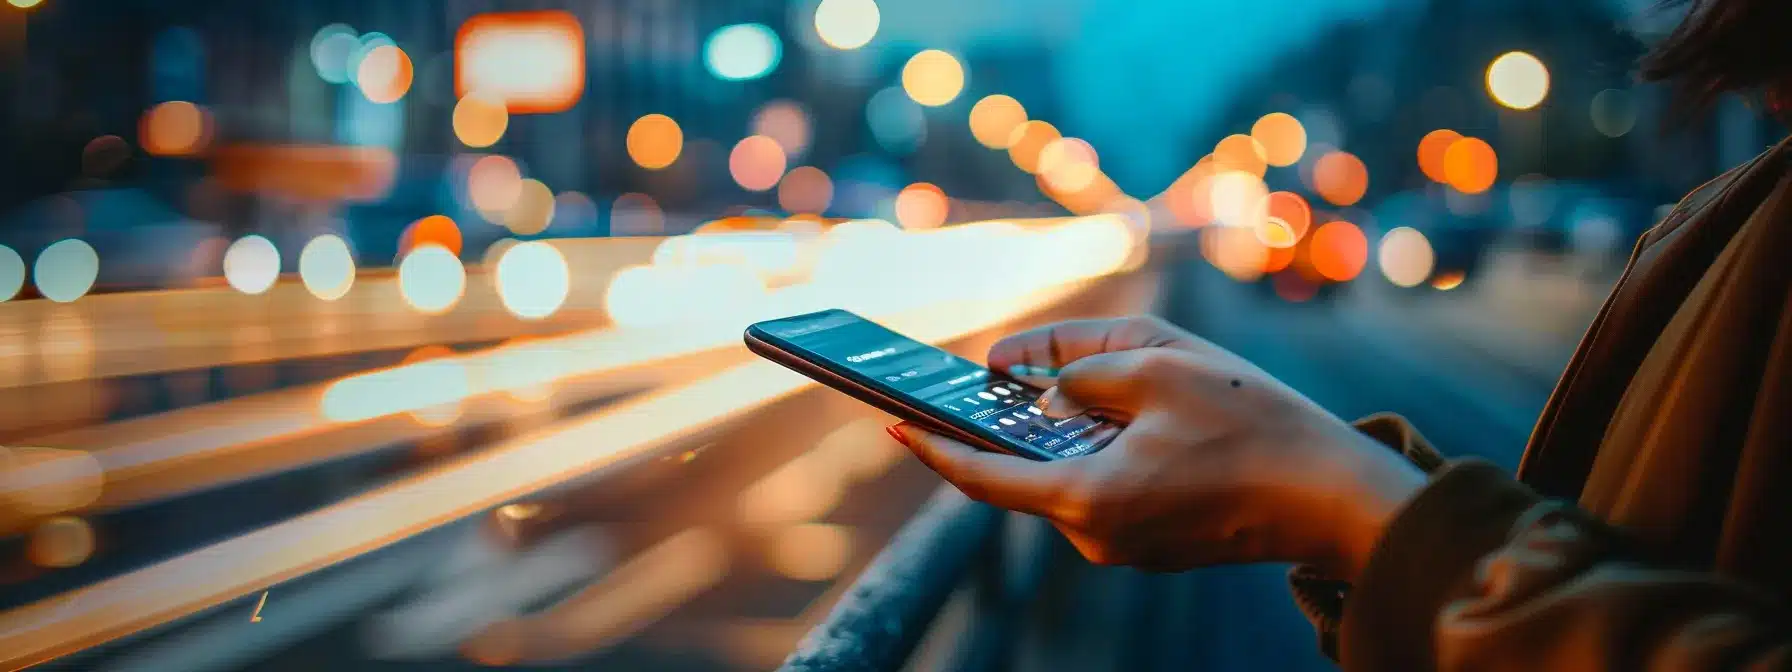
<box><xmin>398</xmin><ymin>245</ymin><xmax>466</xmax><ymax>315</ymax></box>
<box><xmin>299</xmin><ymin>234</ymin><xmax>356</xmax><ymax>301</ymax></box>
<box><xmin>495</xmin><ymin>241</ymin><xmax>570</xmax><ymax>320</ymax></box>
<box><xmin>0</xmin><ymin>245</ymin><xmax>24</xmax><ymax>302</ymax></box>
<box><xmin>34</xmin><ymin>239</ymin><xmax>100</xmax><ymax>303</ymax></box>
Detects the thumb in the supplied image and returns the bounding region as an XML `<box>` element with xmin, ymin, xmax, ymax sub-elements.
<box><xmin>1052</xmin><ymin>348</ymin><xmax>1189</xmax><ymax>421</ymax></box>
<box><xmin>888</xmin><ymin>422</ymin><xmax>1070</xmax><ymax>518</ymax></box>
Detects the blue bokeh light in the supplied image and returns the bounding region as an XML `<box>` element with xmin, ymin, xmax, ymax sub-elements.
<box><xmin>704</xmin><ymin>23</ymin><xmax>782</xmax><ymax>82</ymax></box>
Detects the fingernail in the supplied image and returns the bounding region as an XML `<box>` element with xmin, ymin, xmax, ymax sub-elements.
<box><xmin>885</xmin><ymin>424</ymin><xmax>908</xmax><ymax>446</ymax></box>
<box><xmin>1037</xmin><ymin>387</ymin><xmax>1085</xmax><ymax>420</ymax></box>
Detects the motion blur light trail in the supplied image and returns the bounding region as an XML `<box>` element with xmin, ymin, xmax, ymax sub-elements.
<box><xmin>0</xmin><ymin>216</ymin><xmax>1148</xmax><ymax>669</ymax></box>
<box><xmin>0</xmin><ymin>218</ymin><xmax>1142</xmax><ymax>540</ymax></box>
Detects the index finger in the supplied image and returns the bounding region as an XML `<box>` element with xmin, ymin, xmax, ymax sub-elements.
<box><xmin>888</xmin><ymin>422</ymin><xmax>1074</xmax><ymax>519</ymax></box>
<box><xmin>987</xmin><ymin>316</ymin><xmax>1198</xmax><ymax>377</ymax></box>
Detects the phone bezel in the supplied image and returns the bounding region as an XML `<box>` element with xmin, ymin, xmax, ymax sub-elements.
<box><xmin>743</xmin><ymin>309</ymin><xmax>1063</xmax><ymax>462</ymax></box>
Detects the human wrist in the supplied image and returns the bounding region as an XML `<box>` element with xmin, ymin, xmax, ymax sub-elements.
<box><xmin>1314</xmin><ymin>431</ymin><xmax>1428</xmax><ymax>582</ymax></box>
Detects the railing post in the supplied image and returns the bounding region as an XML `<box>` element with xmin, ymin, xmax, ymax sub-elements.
<box><xmin>777</xmin><ymin>486</ymin><xmax>1003</xmax><ymax>672</ymax></box>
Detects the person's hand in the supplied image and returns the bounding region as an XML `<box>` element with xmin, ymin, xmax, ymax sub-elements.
<box><xmin>887</xmin><ymin>316</ymin><xmax>1426</xmax><ymax>581</ymax></box>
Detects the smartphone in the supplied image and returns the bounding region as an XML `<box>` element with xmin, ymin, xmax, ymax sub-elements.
<box><xmin>744</xmin><ymin>308</ymin><xmax>1122</xmax><ymax>461</ymax></box>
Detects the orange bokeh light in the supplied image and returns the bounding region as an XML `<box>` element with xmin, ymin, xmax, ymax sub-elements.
<box><xmin>1312</xmin><ymin>151</ymin><xmax>1369</xmax><ymax>207</ymax></box>
<box><xmin>627</xmin><ymin>114</ymin><xmax>684</xmax><ymax>170</ymax></box>
<box><xmin>455</xmin><ymin>11</ymin><xmax>586</xmax><ymax>114</ymax></box>
<box><xmin>969</xmin><ymin>94</ymin><xmax>1027</xmax><ymax>149</ymax></box>
<box><xmin>1262</xmin><ymin>245</ymin><xmax>1296</xmax><ymax>273</ymax></box>
<box><xmin>453</xmin><ymin>93</ymin><xmax>509</xmax><ymax>148</ymax></box>
<box><xmin>356</xmin><ymin>45</ymin><xmax>414</xmax><ymax>104</ymax></box>
<box><xmin>1416</xmin><ymin>129</ymin><xmax>1461</xmax><ymax>184</ymax></box>
<box><xmin>1251</xmin><ymin>113</ymin><xmax>1307</xmax><ymax>168</ymax></box>
<box><xmin>1212</xmin><ymin>134</ymin><xmax>1267</xmax><ymax>177</ymax></box>
<box><xmin>729</xmin><ymin>135</ymin><xmax>788</xmax><ymax>192</ymax></box>
<box><xmin>778</xmin><ymin>166</ymin><xmax>833</xmax><ymax>213</ymax></box>
<box><xmin>894</xmin><ymin>182</ymin><xmax>948</xmax><ymax>229</ymax></box>
<box><xmin>1265</xmin><ymin>191</ymin><xmax>1313</xmax><ymax>242</ymax></box>
<box><xmin>1200</xmin><ymin>225</ymin><xmax>1268</xmax><ymax>282</ymax></box>
<box><xmin>140</xmin><ymin>101</ymin><xmax>211</xmax><ymax>157</ymax></box>
<box><xmin>401</xmin><ymin>215</ymin><xmax>464</xmax><ymax>257</ymax></box>
<box><xmin>1309</xmin><ymin>221</ymin><xmax>1368</xmax><ymax>282</ymax></box>
<box><xmin>1443</xmin><ymin>137</ymin><xmax>1498</xmax><ymax>194</ymax></box>
<box><xmin>1168</xmin><ymin>156</ymin><xmax>1218</xmax><ymax>227</ymax></box>
<box><xmin>1038</xmin><ymin>137</ymin><xmax>1100</xmax><ymax>193</ymax></box>
<box><xmin>1007</xmin><ymin>120</ymin><xmax>1061</xmax><ymax>174</ymax></box>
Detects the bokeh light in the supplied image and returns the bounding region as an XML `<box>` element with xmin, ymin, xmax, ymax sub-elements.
<box><xmin>1487</xmin><ymin>51</ymin><xmax>1549</xmax><ymax>110</ymax></box>
<box><xmin>1264</xmin><ymin>191</ymin><xmax>1313</xmax><ymax>242</ymax></box>
<box><xmin>83</xmin><ymin>135</ymin><xmax>130</xmax><ymax>178</ymax></box>
<box><xmin>901</xmin><ymin>50</ymin><xmax>965</xmax><ymax>107</ymax></box>
<box><xmin>627</xmin><ymin>113</ymin><xmax>683</xmax><ymax>170</ymax></box>
<box><xmin>1007</xmin><ymin>120</ymin><xmax>1061</xmax><ymax>173</ymax></box>
<box><xmin>814</xmin><ymin>0</ymin><xmax>880</xmax><ymax>50</ymax></box>
<box><xmin>483</xmin><ymin>237</ymin><xmax>519</xmax><ymax>267</ymax></box>
<box><xmin>1312</xmin><ymin>151</ymin><xmax>1369</xmax><ymax>207</ymax></box>
<box><xmin>1417</xmin><ymin>129</ymin><xmax>1462</xmax><ymax>183</ymax></box>
<box><xmin>1431</xmin><ymin>270</ymin><xmax>1467</xmax><ymax>290</ymax></box>
<box><xmin>347</xmin><ymin>32</ymin><xmax>397</xmax><ymax>90</ymax></box>
<box><xmin>505</xmin><ymin>179</ymin><xmax>556</xmax><ymax>235</ymax></box>
<box><xmin>495</xmin><ymin>241</ymin><xmax>570</xmax><ymax>320</ymax></box>
<box><xmin>769</xmin><ymin>523</ymin><xmax>853</xmax><ymax>581</ymax></box>
<box><xmin>1212</xmin><ymin>134</ymin><xmax>1268</xmax><ymax>177</ymax></box>
<box><xmin>1443</xmin><ymin>137</ymin><xmax>1498</xmax><ymax>194</ymax></box>
<box><xmin>310</xmin><ymin>24</ymin><xmax>360</xmax><ymax>84</ymax></box>
<box><xmin>1200</xmin><ymin>226</ymin><xmax>1268</xmax><ymax>282</ymax></box>
<box><xmin>969</xmin><ymin>94</ymin><xmax>1027</xmax><ymax>149</ymax></box>
<box><xmin>866</xmin><ymin>87</ymin><xmax>926</xmax><ymax>154</ymax></box>
<box><xmin>554</xmin><ymin>190</ymin><xmax>599</xmax><ymax>232</ymax></box>
<box><xmin>1254</xmin><ymin>217</ymin><xmax>1297</xmax><ymax>249</ymax></box>
<box><xmin>140</xmin><ymin>101</ymin><xmax>211</xmax><ymax>157</ymax></box>
<box><xmin>894</xmin><ymin>182</ymin><xmax>948</xmax><ymax>229</ymax></box>
<box><xmin>468</xmin><ymin>155</ymin><xmax>523</xmax><ymax>213</ymax></box>
<box><xmin>1250</xmin><ymin>113</ymin><xmax>1306</xmax><ymax>167</ymax></box>
<box><xmin>1590</xmin><ymin>89</ymin><xmax>1637</xmax><ymax>138</ymax></box>
<box><xmin>1509</xmin><ymin>174</ymin><xmax>1559</xmax><ymax>227</ymax></box>
<box><xmin>1208</xmin><ymin>171</ymin><xmax>1269</xmax><ymax>228</ymax></box>
<box><xmin>453</xmin><ymin>11</ymin><xmax>586</xmax><ymax>114</ymax></box>
<box><xmin>401</xmin><ymin>215</ymin><xmax>463</xmax><ymax>257</ymax></box>
<box><xmin>398</xmin><ymin>244</ymin><xmax>466</xmax><ymax>315</ymax></box>
<box><xmin>611</xmin><ymin>193</ymin><xmax>664</xmax><ymax>236</ymax></box>
<box><xmin>730</xmin><ymin>135</ymin><xmax>788</xmax><ymax>192</ymax></box>
<box><xmin>453</xmin><ymin>92</ymin><xmax>509</xmax><ymax>148</ymax></box>
<box><xmin>0</xmin><ymin>245</ymin><xmax>23</xmax><ymax>301</ymax></box>
<box><xmin>34</xmin><ymin>239</ymin><xmax>99</xmax><ymax>303</ymax></box>
<box><xmin>1378</xmin><ymin>227</ymin><xmax>1435</xmax><ymax>288</ymax></box>
<box><xmin>1038</xmin><ymin>137</ymin><xmax>1100</xmax><ymax>193</ymax></box>
<box><xmin>778</xmin><ymin>166</ymin><xmax>834</xmax><ymax>213</ymax></box>
<box><xmin>704</xmin><ymin>23</ymin><xmax>781</xmax><ymax>81</ymax></box>
<box><xmin>223</xmin><ymin>235</ymin><xmax>281</xmax><ymax>295</ymax></box>
<box><xmin>356</xmin><ymin>44</ymin><xmax>413</xmax><ymax>103</ymax></box>
<box><xmin>1309</xmin><ymin>221</ymin><xmax>1368</xmax><ymax>282</ymax></box>
<box><xmin>752</xmin><ymin>101</ymin><xmax>812</xmax><ymax>159</ymax></box>
<box><xmin>299</xmin><ymin>234</ymin><xmax>356</xmax><ymax>301</ymax></box>
<box><xmin>27</xmin><ymin>517</ymin><xmax>95</xmax><ymax>569</ymax></box>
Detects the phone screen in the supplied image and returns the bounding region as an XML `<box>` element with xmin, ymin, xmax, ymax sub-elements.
<box><xmin>752</xmin><ymin>309</ymin><xmax>1121</xmax><ymax>460</ymax></box>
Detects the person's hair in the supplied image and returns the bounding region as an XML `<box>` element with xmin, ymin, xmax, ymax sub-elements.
<box><xmin>1638</xmin><ymin>0</ymin><xmax>1792</xmax><ymax>118</ymax></box>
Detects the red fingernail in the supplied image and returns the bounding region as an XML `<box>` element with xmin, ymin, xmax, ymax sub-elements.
<box><xmin>885</xmin><ymin>424</ymin><xmax>907</xmax><ymax>445</ymax></box>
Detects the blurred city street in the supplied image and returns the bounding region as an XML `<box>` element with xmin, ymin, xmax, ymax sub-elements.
<box><xmin>0</xmin><ymin>0</ymin><xmax>1782</xmax><ymax>668</ymax></box>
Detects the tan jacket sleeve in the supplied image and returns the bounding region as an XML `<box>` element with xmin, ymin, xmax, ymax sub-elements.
<box><xmin>1293</xmin><ymin>415</ymin><xmax>1792</xmax><ymax>670</ymax></box>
